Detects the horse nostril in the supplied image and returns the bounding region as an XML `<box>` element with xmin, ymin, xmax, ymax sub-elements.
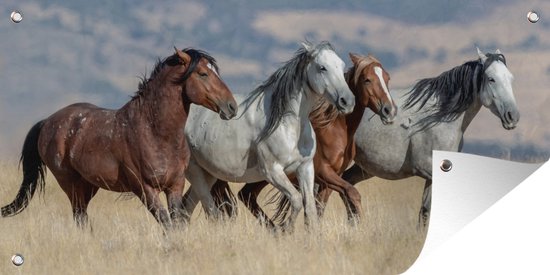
<box><xmin>228</xmin><ymin>102</ymin><xmax>237</xmax><ymax>114</ymax></box>
<box><xmin>506</xmin><ymin>111</ymin><xmax>513</xmax><ymax>122</ymax></box>
<box><xmin>382</xmin><ymin>105</ymin><xmax>391</xmax><ymax>116</ymax></box>
<box><xmin>339</xmin><ymin>97</ymin><xmax>348</xmax><ymax>107</ymax></box>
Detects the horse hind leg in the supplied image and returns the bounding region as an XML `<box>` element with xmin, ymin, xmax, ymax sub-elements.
<box><xmin>237</xmin><ymin>181</ymin><xmax>275</xmax><ymax>228</ymax></box>
<box><xmin>58</xmin><ymin>177</ymin><xmax>99</xmax><ymax>229</ymax></box>
<box><xmin>181</xmin><ymin>188</ymin><xmax>195</xmax><ymax>222</ymax></box>
<box><xmin>418</xmin><ymin>179</ymin><xmax>432</xmax><ymax>229</ymax></box>
<box><xmin>211</xmin><ymin>179</ymin><xmax>238</xmax><ymax>218</ymax></box>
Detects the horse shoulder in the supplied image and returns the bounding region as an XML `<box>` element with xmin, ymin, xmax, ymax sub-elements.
<box><xmin>186</xmin><ymin>104</ymin><xmax>257</xmax><ymax>177</ymax></box>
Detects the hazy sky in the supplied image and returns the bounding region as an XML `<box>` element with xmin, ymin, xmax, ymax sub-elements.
<box><xmin>0</xmin><ymin>0</ymin><xmax>548</xmax><ymax>159</ymax></box>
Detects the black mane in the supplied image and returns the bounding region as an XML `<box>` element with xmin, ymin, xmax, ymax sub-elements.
<box><xmin>403</xmin><ymin>53</ymin><xmax>506</xmax><ymax>131</ymax></box>
<box><xmin>133</xmin><ymin>48</ymin><xmax>218</xmax><ymax>100</ymax></box>
<box><xmin>241</xmin><ymin>41</ymin><xmax>335</xmax><ymax>141</ymax></box>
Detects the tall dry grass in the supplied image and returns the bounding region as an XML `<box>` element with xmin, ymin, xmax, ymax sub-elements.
<box><xmin>0</xmin><ymin>161</ymin><xmax>426</xmax><ymax>274</ymax></box>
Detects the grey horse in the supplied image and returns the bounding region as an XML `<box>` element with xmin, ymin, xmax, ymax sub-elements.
<box><xmin>183</xmin><ymin>42</ymin><xmax>355</xmax><ymax>231</ymax></box>
<box><xmin>317</xmin><ymin>48</ymin><xmax>520</xmax><ymax>227</ymax></box>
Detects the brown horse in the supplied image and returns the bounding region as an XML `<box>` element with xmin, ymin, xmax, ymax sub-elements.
<box><xmin>203</xmin><ymin>53</ymin><xmax>396</xmax><ymax>226</ymax></box>
<box><xmin>1</xmin><ymin>48</ymin><xmax>237</xmax><ymax>229</ymax></box>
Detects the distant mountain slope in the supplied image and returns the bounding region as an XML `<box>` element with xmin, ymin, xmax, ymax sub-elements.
<box><xmin>462</xmin><ymin>141</ymin><xmax>549</xmax><ymax>163</ymax></box>
<box><xmin>0</xmin><ymin>0</ymin><xmax>547</xmax><ymax>160</ymax></box>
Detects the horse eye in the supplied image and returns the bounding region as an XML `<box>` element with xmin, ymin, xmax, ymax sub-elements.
<box><xmin>488</xmin><ymin>77</ymin><xmax>495</xmax><ymax>83</ymax></box>
<box><xmin>319</xmin><ymin>66</ymin><xmax>327</xmax><ymax>71</ymax></box>
<box><xmin>198</xmin><ymin>72</ymin><xmax>208</xmax><ymax>77</ymax></box>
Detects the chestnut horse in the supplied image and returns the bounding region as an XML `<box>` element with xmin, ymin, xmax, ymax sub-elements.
<box><xmin>203</xmin><ymin>53</ymin><xmax>397</xmax><ymax>226</ymax></box>
<box><xmin>1</xmin><ymin>48</ymin><xmax>237</xmax><ymax>229</ymax></box>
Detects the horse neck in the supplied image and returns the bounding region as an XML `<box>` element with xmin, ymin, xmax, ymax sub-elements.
<box><xmin>342</xmin><ymin>101</ymin><xmax>364</xmax><ymax>137</ymax></box>
<box><xmin>122</xmin><ymin>83</ymin><xmax>188</xmax><ymax>140</ymax></box>
<box><xmin>291</xmin><ymin>88</ymin><xmax>317</xmax><ymax>122</ymax></box>
<box><xmin>344</xmin><ymin>74</ymin><xmax>367</xmax><ymax>137</ymax></box>
<box><xmin>461</xmin><ymin>96</ymin><xmax>482</xmax><ymax>133</ymax></box>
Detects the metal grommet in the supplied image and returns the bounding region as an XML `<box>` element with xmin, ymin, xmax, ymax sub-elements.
<box><xmin>440</xmin><ymin>159</ymin><xmax>453</xmax><ymax>172</ymax></box>
<box><xmin>527</xmin><ymin>11</ymin><xmax>539</xmax><ymax>23</ymax></box>
<box><xmin>10</xmin><ymin>10</ymin><xmax>23</xmax><ymax>23</ymax></box>
<box><xmin>11</xmin><ymin>254</ymin><xmax>24</xmax><ymax>266</ymax></box>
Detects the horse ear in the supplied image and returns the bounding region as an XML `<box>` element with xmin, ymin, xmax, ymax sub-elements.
<box><xmin>174</xmin><ymin>47</ymin><xmax>191</xmax><ymax>65</ymax></box>
<box><xmin>476</xmin><ymin>47</ymin><xmax>487</xmax><ymax>62</ymax></box>
<box><xmin>301</xmin><ymin>41</ymin><xmax>313</xmax><ymax>52</ymax></box>
<box><xmin>349</xmin><ymin>52</ymin><xmax>362</xmax><ymax>64</ymax></box>
<box><xmin>495</xmin><ymin>48</ymin><xmax>502</xmax><ymax>54</ymax></box>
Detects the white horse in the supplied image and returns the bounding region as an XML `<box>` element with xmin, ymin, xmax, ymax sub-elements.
<box><xmin>183</xmin><ymin>42</ymin><xmax>355</xmax><ymax>230</ymax></box>
<box><xmin>328</xmin><ymin>48</ymin><xmax>520</xmax><ymax>227</ymax></box>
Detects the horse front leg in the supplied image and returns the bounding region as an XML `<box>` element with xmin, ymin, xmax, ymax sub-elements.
<box><xmin>317</xmin><ymin>166</ymin><xmax>363</xmax><ymax>223</ymax></box>
<box><xmin>296</xmin><ymin>161</ymin><xmax>319</xmax><ymax>229</ymax></box>
<box><xmin>132</xmin><ymin>183</ymin><xmax>171</xmax><ymax>229</ymax></box>
<box><xmin>264</xmin><ymin>165</ymin><xmax>303</xmax><ymax>233</ymax></box>
<box><xmin>165</xmin><ymin>178</ymin><xmax>186</xmax><ymax>227</ymax></box>
<box><xmin>341</xmin><ymin>163</ymin><xmax>371</xmax><ymax>185</ymax></box>
<box><xmin>315</xmin><ymin>183</ymin><xmax>333</xmax><ymax>217</ymax></box>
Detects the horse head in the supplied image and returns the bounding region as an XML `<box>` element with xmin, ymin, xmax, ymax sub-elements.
<box><xmin>477</xmin><ymin>48</ymin><xmax>519</xmax><ymax>130</ymax></box>
<box><xmin>174</xmin><ymin>47</ymin><xmax>237</xmax><ymax>120</ymax></box>
<box><xmin>348</xmin><ymin>53</ymin><xmax>397</xmax><ymax>124</ymax></box>
<box><xmin>302</xmin><ymin>42</ymin><xmax>355</xmax><ymax>114</ymax></box>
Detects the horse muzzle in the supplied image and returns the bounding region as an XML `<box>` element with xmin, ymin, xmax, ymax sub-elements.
<box><xmin>500</xmin><ymin>109</ymin><xmax>519</xmax><ymax>130</ymax></box>
<box><xmin>380</xmin><ymin>103</ymin><xmax>397</xmax><ymax>125</ymax></box>
<box><xmin>219</xmin><ymin>101</ymin><xmax>238</xmax><ymax>120</ymax></box>
<box><xmin>336</xmin><ymin>93</ymin><xmax>355</xmax><ymax>115</ymax></box>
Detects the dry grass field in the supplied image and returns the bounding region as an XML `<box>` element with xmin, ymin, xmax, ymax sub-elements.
<box><xmin>0</xmin><ymin>161</ymin><xmax>426</xmax><ymax>274</ymax></box>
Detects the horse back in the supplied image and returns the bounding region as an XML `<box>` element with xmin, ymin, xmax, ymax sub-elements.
<box><xmin>37</xmin><ymin>102</ymin><xmax>124</xmax><ymax>189</ymax></box>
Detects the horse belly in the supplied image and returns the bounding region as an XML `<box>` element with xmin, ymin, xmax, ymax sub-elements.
<box><xmin>215</xmin><ymin>168</ymin><xmax>265</xmax><ymax>183</ymax></box>
<box><xmin>192</xmin><ymin>147</ymin><xmax>262</xmax><ymax>181</ymax></box>
<box><xmin>75</xmin><ymin>152</ymin><xmax>124</xmax><ymax>191</ymax></box>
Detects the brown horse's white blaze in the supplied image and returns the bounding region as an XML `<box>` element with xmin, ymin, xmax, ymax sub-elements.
<box><xmin>374</xmin><ymin>66</ymin><xmax>397</xmax><ymax>122</ymax></box>
<box><xmin>349</xmin><ymin>53</ymin><xmax>396</xmax><ymax>125</ymax></box>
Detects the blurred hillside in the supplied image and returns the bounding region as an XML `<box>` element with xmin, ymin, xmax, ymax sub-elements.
<box><xmin>0</xmin><ymin>0</ymin><xmax>548</xmax><ymax>161</ymax></box>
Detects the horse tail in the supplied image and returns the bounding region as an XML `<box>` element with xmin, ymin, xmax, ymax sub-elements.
<box><xmin>211</xmin><ymin>180</ymin><xmax>238</xmax><ymax>218</ymax></box>
<box><xmin>1</xmin><ymin>120</ymin><xmax>46</xmax><ymax>217</ymax></box>
<box><xmin>266</xmin><ymin>189</ymin><xmax>292</xmax><ymax>226</ymax></box>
